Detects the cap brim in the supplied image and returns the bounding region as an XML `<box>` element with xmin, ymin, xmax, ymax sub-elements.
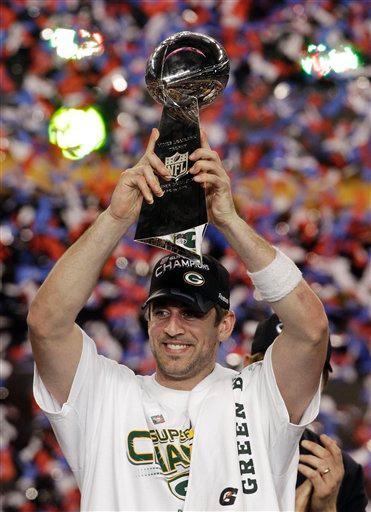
<box><xmin>142</xmin><ymin>288</ymin><xmax>214</xmax><ymax>314</ymax></box>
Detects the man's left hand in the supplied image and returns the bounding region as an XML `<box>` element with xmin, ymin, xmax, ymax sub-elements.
<box><xmin>189</xmin><ymin>131</ymin><xmax>237</xmax><ymax>229</ymax></box>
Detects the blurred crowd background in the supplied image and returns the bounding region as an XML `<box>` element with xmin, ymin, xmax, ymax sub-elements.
<box><xmin>1</xmin><ymin>0</ymin><xmax>370</xmax><ymax>510</ymax></box>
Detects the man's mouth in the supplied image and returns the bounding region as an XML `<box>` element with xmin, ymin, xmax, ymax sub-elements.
<box><xmin>166</xmin><ymin>343</ymin><xmax>188</xmax><ymax>350</ymax></box>
<box><xmin>162</xmin><ymin>341</ymin><xmax>193</xmax><ymax>354</ymax></box>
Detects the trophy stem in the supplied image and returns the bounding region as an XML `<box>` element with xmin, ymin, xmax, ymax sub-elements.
<box><xmin>134</xmin><ymin>98</ymin><xmax>208</xmax><ymax>261</ymax></box>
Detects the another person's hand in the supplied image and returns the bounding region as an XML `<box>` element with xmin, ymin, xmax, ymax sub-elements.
<box><xmin>189</xmin><ymin>130</ymin><xmax>237</xmax><ymax>229</ymax></box>
<box><xmin>108</xmin><ymin>128</ymin><xmax>171</xmax><ymax>226</ymax></box>
<box><xmin>295</xmin><ymin>478</ymin><xmax>312</xmax><ymax>512</ymax></box>
<box><xmin>298</xmin><ymin>434</ymin><xmax>344</xmax><ymax>512</ymax></box>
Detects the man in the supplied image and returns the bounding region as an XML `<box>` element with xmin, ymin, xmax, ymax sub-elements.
<box><xmin>28</xmin><ymin>128</ymin><xmax>329</xmax><ymax>511</ymax></box>
<box><xmin>248</xmin><ymin>314</ymin><xmax>368</xmax><ymax>512</ymax></box>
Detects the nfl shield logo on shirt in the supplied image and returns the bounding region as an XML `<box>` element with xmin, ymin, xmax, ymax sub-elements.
<box><xmin>165</xmin><ymin>152</ymin><xmax>189</xmax><ymax>181</ymax></box>
<box><xmin>151</xmin><ymin>414</ymin><xmax>165</xmax><ymax>424</ymax></box>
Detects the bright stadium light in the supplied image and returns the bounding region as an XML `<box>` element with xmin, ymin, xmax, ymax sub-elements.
<box><xmin>300</xmin><ymin>43</ymin><xmax>361</xmax><ymax>77</ymax></box>
<box><xmin>51</xmin><ymin>28</ymin><xmax>77</xmax><ymax>59</ymax></box>
<box><xmin>46</xmin><ymin>27</ymin><xmax>104</xmax><ymax>60</ymax></box>
<box><xmin>300</xmin><ymin>44</ymin><xmax>331</xmax><ymax>77</ymax></box>
<box><xmin>112</xmin><ymin>74</ymin><xmax>128</xmax><ymax>92</ymax></box>
<box><xmin>48</xmin><ymin>106</ymin><xmax>106</xmax><ymax>160</ymax></box>
<box><xmin>328</xmin><ymin>46</ymin><xmax>359</xmax><ymax>73</ymax></box>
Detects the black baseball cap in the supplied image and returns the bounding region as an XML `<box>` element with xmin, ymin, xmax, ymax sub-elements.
<box><xmin>142</xmin><ymin>254</ymin><xmax>230</xmax><ymax>314</ymax></box>
<box><xmin>252</xmin><ymin>313</ymin><xmax>333</xmax><ymax>372</ymax></box>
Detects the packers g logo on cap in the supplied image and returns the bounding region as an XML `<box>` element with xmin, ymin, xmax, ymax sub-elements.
<box><xmin>184</xmin><ymin>271</ymin><xmax>205</xmax><ymax>286</ymax></box>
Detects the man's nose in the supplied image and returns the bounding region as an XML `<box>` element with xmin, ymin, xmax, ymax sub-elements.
<box><xmin>164</xmin><ymin>313</ymin><xmax>186</xmax><ymax>337</ymax></box>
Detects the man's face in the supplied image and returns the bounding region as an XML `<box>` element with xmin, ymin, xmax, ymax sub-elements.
<box><xmin>147</xmin><ymin>299</ymin><xmax>226</xmax><ymax>389</ymax></box>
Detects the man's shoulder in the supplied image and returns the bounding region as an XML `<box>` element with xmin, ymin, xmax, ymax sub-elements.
<box><xmin>239</xmin><ymin>361</ymin><xmax>264</xmax><ymax>380</ymax></box>
<box><xmin>214</xmin><ymin>363</ymin><xmax>239</xmax><ymax>379</ymax></box>
<box><xmin>226</xmin><ymin>362</ymin><xmax>264</xmax><ymax>395</ymax></box>
<box><xmin>94</xmin><ymin>350</ymin><xmax>139</xmax><ymax>385</ymax></box>
<box><xmin>81</xmin><ymin>330</ymin><xmax>138</xmax><ymax>381</ymax></box>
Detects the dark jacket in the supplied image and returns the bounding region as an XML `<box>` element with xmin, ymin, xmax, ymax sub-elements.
<box><xmin>296</xmin><ymin>428</ymin><xmax>368</xmax><ymax>512</ymax></box>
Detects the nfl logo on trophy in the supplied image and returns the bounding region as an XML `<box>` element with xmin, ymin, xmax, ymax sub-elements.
<box><xmin>165</xmin><ymin>152</ymin><xmax>189</xmax><ymax>181</ymax></box>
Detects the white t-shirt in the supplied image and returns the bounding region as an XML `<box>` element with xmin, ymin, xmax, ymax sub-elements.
<box><xmin>33</xmin><ymin>330</ymin><xmax>320</xmax><ymax>511</ymax></box>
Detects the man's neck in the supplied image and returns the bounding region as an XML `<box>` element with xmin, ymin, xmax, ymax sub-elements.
<box><xmin>154</xmin><ymin>365</ymin><xmax>216</xmax><ymax>391</ymax></box>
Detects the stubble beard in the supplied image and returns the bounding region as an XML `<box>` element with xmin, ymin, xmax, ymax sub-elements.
<box><xmin>152</xmin><ymin>343</ymin><xmax>215</xmax><ymax>382</ymax></box>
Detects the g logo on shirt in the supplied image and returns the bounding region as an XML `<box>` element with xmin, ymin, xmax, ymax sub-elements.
<box><xmin>219</xmin><ymin>487</ymin><xmax>238</xmax><ymax>506</ymax></box>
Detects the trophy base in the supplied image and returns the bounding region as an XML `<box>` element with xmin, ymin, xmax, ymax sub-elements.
<box><xmin>136</xmin><ymin>224</ymin><xmax>207</xmax><ymax>262</ymax></box>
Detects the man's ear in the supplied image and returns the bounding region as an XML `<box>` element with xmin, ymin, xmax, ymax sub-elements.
<box><xmin>218</xmin><ymin>311</ymin><xmax>236</xmax><ymax>343</ymax></box>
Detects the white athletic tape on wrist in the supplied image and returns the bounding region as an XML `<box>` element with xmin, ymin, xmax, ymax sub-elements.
<box><xmin>247</xmin><ymin>248</ymin><xmax>302</xmax><ymax>302</ymax></box>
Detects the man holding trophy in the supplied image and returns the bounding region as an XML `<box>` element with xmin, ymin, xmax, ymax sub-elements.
<box><xmin>28</xmin><ymin>33</ymin><xmax>329</xmax><ymax>511</ymax></box>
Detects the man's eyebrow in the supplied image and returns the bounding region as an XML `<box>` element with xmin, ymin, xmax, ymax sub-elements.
<box><xmin>181</xmin><ymin>307</ymin><xmax>206</xmax><ymax>317</ymax></box>
<box><xmin>151</xmin><ymin>302</ymin><xmax>204</xmax><ymax>315</ymax></box>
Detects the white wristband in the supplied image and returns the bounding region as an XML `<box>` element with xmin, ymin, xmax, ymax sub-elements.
<box><xmin>247</xmin><ymin>248</ymin><xmax>302</xmax><ymax>302</ymax></box>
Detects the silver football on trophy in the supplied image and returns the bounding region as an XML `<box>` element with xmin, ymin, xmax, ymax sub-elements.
<box><xmin>145</xmin><ymin>31</ymin><xmax>230</xmax><ymax>108</ymax></box>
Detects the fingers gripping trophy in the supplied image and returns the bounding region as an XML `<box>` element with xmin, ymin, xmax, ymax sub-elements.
<box><xmin>134</xmin><ymin>31</ymin><xmax>230</xmax><ymax>261</ymax></box>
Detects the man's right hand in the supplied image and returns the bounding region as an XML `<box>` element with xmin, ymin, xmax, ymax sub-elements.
<box><xmin>108</xmin><ymin>128</ymin><xmax>171</xmax><ymax>226</ymax></box>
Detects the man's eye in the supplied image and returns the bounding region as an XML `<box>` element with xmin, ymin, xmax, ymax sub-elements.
<box><xmin>182</xmin><ymin>310</ymin><xmax>200</xmax><ymax>319</ymax></box>
<box><xmin>152</xmin><ymin>309</ymin><xmax>168</xmax><ymax>318</ymax></box>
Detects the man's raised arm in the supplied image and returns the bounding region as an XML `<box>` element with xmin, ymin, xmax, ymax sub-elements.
<box><xmin>189</xmin><ymin>132</ymin><xmax>329</xmax><ymax>424</ymax></box>
<box><xmin>27</xmin><ymin>129</ymin><xmax>170</xmax><ymax>405</ymax></box>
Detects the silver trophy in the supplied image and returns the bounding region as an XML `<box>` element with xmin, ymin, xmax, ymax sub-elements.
<box><xmin>134</xmin><ymin>31</ymin><xmax>230</xmax><ymax>260</ymax></box>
